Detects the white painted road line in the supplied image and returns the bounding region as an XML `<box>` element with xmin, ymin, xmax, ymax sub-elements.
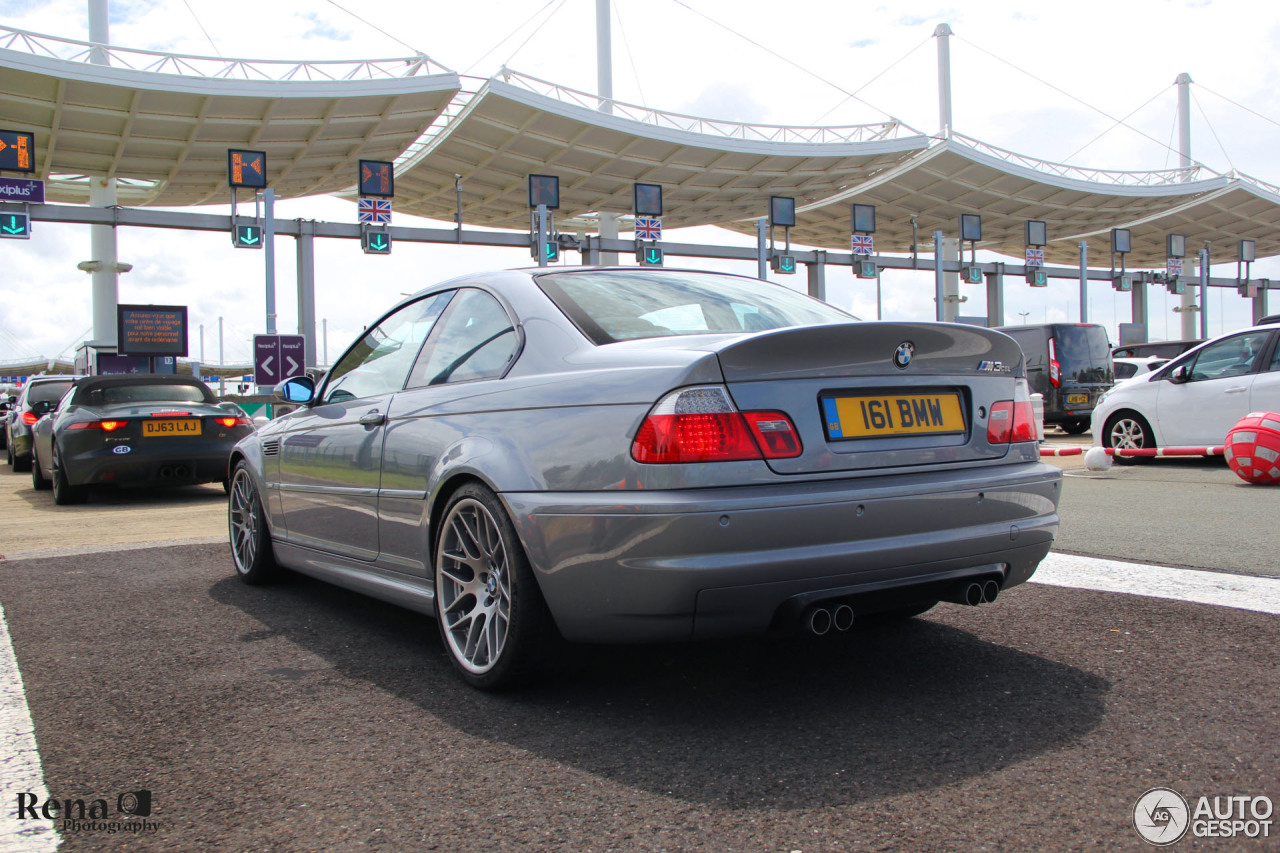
<box><xmin>1033</xmin><ymin>552</ymin><xmax>1280</xmax><ymax>615</ymax></box>
<box><xmin>0</xmin><ymin>602</ymin><xmax>58</xmax><ymax>853</ymax></box>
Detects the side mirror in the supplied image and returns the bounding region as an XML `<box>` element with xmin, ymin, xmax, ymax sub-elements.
<box><xmin>1169</xmin><ymin>364</ymin><xmax>1190</xmax><ymax>384</ymax></box>
<box><xmin>275</xmin><ymin>376</ymin><xmax>316</xmax><ymax>404</ymax></box>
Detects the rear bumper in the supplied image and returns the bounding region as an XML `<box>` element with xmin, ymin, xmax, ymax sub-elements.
<box><xmin>63</xmin><ymin>443</ymin><xmax>234</xmax><ymax>486</ymax></box>
<box><xmin>504</xmin><ymin>460</ymin><xmax>1062</xmax><ymax>643</ymax></box>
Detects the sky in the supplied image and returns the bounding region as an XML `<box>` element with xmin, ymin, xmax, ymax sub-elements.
<box><xmin>3</xmin><ymin>0</ymin><xmax>1280</xmax><ymax>366</ymax></box>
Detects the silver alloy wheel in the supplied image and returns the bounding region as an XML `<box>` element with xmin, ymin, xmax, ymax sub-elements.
<box><xmin>229</xmin><ymin>467</ymin><xmax>259</xmax><ymax>573</ymax></box>
<box><xmin>438</xmin><ymin>497</ymin><xmax>511</xmax><ymax>675</ymax></box>
<box><xmin>1108</xmin><ymin>417</ymin><xmax>1148</xmax><ymax>449</ymax></box>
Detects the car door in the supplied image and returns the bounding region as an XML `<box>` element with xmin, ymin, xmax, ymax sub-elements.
<box><xmin>1247</xmin><ymin>330</ymin><xmax>1280</xmax><ymax>414</ymax></box>
<box><xmin>275</xmin><ymin>293</ymin><xmax>451</xmax><ymax>561</ymax></box>
<box><xmin>377</xmin><ymin>288</ymin><xmax>521</xmax><ymax>575</ymax></box>
<box><xmin>1155</xmin><ymin>330</ymin><xmax>1271</xmax><ymax>447</ymax></box>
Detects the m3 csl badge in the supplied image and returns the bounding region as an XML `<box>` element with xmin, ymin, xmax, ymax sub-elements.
<box><xmin>893</xmin><ymin>341</ymin><xmax>915</xmax><ymax>369</ymax></box>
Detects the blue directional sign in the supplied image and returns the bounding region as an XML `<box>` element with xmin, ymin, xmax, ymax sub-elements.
<box><xmin>771</xmin><ymin>254</ymin><xmax>797</xmax><ymax>274</ymax></box>
<box><xmin>636</xmin><ymin>245</ymin><xmax>664</xmax><ymax>266</ymax></box>
<box><xmin>361</xmin><ymin>230</ymin><xmax>392</xmax><ymax>254</ymax></box>
<box><xmin>254</xmin><ymin>334</ymin><xmax>306</xmax><ymax>387</ymax></box>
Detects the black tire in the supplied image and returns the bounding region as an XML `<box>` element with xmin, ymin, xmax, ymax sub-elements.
<box><xmin>6</xmin><ymin>440</ymin><xmax>14</xmax><ymax>468</ymax></box>
<box><xmin>1061</xmin><ymin>420</ymin><xmax>1089</xmax><ymax>435</ymax></box>
<box><xmin>30</xmin><ymin>449</ymin><xmax>49</xmax><ymax>491</ymax></box>
<box><xmin>434</xmin><ymin>483</ymin><xmax>557</xmax><ymax>690</ymax></box>
<box><xmin>1104</xmin><ymin>411</ymin><xmax>1155</xmax><ymax>465</ymax></box>
<box><xmin>12</xmin><ymin>446</ymin><xmax>30</xmax><ymax>473</ymax></box>
<box><xmin>51</xmin><ymin>445</ymin><xmax>86</xmax><ymax>505</ymax></box>
<box><xmin>228</xmin><ymin>461</ymin><xmax>278</xmax><ymax>585</ymax></box>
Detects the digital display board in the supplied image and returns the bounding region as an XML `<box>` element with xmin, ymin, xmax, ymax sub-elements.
<box><xmin>852</xmin><ymin>203</ymin><xmax>876</xmax><ymax>234</ymax></box>
<box><xmin>769</xmin><ymin>196</ymin><xmax>796</xmax><ymax>228</ymax></box>
<box><xmin>960</xmin><ymin>214</ymin><xmax>983</xmax><ymax>243</ymax></box>
<box><xmin>634</xmin><ymin>183</ymin><xmax>663</xmax><ymax>216</ymax></box>
<box><xmin>359</xmin><ymin>160</ymin><xmax>394</xmax><ymax>197</ymax></box>
<box><xmin>117</xmin><ymin>304</ymin><xmax>189</xmax><ymax>357</ymax></box>
<box><xmin>0</xmin><ymin>130</ymin><xmax>35</xmax><ymax>173</ymax></box>
<box><xmin>227</xmin><ymin>149</ymin><xmax>267</xmax><ymax>189</ymax></box>
<box><xmin>1026</xmin><ymin>220</ymin><xmax>1047</xmax><ymax>247</ymax></box>
<box><xmin>1111</xmin><ymin>228</ymin><xmax>1132</xmax><ymax>254</ymax></box>
<box><xmin>528</xmin><ymin>174</ymin><xmax>560</xmax><ymax>209</ymax></box>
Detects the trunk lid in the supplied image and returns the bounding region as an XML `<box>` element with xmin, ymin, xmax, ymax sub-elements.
<box><xmin>715</xmin><ymin>322</ymin><xmax>1027</xmax><ymax>475</ymax></box>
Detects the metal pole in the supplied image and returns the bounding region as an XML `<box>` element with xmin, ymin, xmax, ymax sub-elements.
<box><xmin>295</xmin><ymin>218</ymin><xmax>316</xmax><ymax>367</ymax></box>
<box><xmin>264</xmin><ymin>188</ymin><xmax>277</xmax><ymax>334</ymax></box>
<box><xmin>1199</xmin><ymin>247</ymin><xmax>1210</xmax><ymax>339</ymax></box>
<box><xmin>87</xmin><ymin>5</ymin><xmax>120</xmax><ymax>348</ymax></box>
<box><xmin>323</xmin><ymin>319</ymin><xmax>328</xmax><ymax>367</ymax></box>
<box><xmin>933</xmin><ymin>230</ymin><xmax>945</xmax><ymax>321</ymax></box>
<box><xmin>934</xmin><ymin>24</ymin><xmax>954</xmax><ymax>137</ymax></box>
<box><xmin>1079</xmin><ymin>241</ymin><xmax>1089</xmax><ymax>322</ymax></box>
<box><xmin>595</xmin><ymin>0</ymin><xmax>619</xmax><ymax>264</ymax></box>
<box><xmin>1178</xmin><ymin>73</ymin><xmax>1198</xmax><ymax>338</ymax></box>
<box><xmin>756</xmin><ymin>218</ymin><xmax>768</xmax><ymax>281</ymax></box>
<box><xmin>536</xmin><ymin>204</ymin><xmax>549</xmax><ymax>268</ymax></box>
<box><xmin>88</xmin><ymin>0</ymin><xmax>109</xmax><ymax>65</ymax></box>
<box><xmin>200</xmin><ymin>324</ymin><xmax>204</xmax><ymax>363</ymax></box>
<box><xmin>454</xmin><ymin>174</ymin><xmax>463</xmax><ymax>242</ymax></box>
<box><xmin>218</xmin><ymin>316</ymin><xmax>224</xmax><ymax>366</ymax></box>
<box><xmin>986</xmin><ymin>264</ymin><xmax>1004</xmax><ymax>327</ymax></box>
<box><xmin>806</xmin><ymin>251</ymin><xmax>826</xmax><ymax>302</ymax></box>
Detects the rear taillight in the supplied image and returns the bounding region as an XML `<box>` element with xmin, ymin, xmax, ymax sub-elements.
<box><xmin>631</xmin><ymin>386</ymin><xmax>801</xmax><ymax>463</ymax></box>
<box><xmin>987</xmin><ymin>380</ymin><xmax>1037</xmax><ymax>444</ymax></box>
<box><xmin>1048</xmin><ymin>337</ymin><xmax>1061</xmax><ymax>388</ymax></box>
<box><xmin>68</xmin><ymin>420</ymin><xmax>127</xmax><ymax>432</ymax></box>
<box><xmin>21</xmin><ymin>412</ymin><xmax>38</xmax><ymax>426</ymax></box>
<box><xmin>214</xmin><ymin>416</ymin><xmax>252</xmax><ymax>428</ymax></box>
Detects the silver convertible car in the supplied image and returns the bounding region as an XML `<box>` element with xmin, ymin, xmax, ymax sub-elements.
<box><xmin>228</xmin><ymin>267</ymin><xmax>1061</xmax><ymax>689</ymax></box>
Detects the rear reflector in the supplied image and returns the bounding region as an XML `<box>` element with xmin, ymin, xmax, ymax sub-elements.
<box><xmin>631</xmin><ymin>386</ymin><xmax>799</xmax><ymax>464</ymax></box>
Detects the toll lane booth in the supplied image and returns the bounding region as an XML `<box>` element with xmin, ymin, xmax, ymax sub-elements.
<box><xmin>74</xmin><ymin>342</ymin><xmax>177</xmax><ymax>375</ymax></box>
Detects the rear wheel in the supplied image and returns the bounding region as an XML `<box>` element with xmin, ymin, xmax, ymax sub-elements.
<box><xmin>12</xmin><ymin>445</ymin><xmax>30</xmax><ymax>473</ymax></box>
<box><xmin>6</xmin><ymin>440</ymin><xmax>14</xmax><ymax>468</ymax></box>
<box><xmin>51</xmin><ymin>444</ymin><xmax>86</xmax><ymax>505</ymax></box>
<box><xmin>435</xmin><ymin>483</ymin><xmax>556</xmax><ymax>690</ymax></box>
<box><xmin>1104</xmin><ymin>412</ymin><xmax>1154</xmax><ymax>465</ymax></box>
<box><xmin>30</xmin><ymin>449</ymin><xmax>49</xmax><ymax>491</ymax></box>
<box><xmin>228</xmin><ymin>461</ymin><xmax>278</xmax><ymax>585</ymax></box>
<box><xmin>1061</xmin><ymin>420</ymin><xmax>1089</xmax><ymax>435</ymax></box>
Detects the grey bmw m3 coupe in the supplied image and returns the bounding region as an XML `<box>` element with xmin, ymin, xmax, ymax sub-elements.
<box><xmin>228</xmin><ymin>267</ymin><xmax>1060</xmax><ymax>689</ymax></box>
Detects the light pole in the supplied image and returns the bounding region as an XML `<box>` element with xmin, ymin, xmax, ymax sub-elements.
<box><xmin>1018</xmin><ymin>311</ymin><xmax>1030</xmax><ymax>324</ymax></box>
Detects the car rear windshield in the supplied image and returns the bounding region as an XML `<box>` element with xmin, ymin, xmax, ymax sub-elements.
<box><xmin>29</xmin><ymin>382</ymin><xmax>74</xmax><ymax>403</ymax></box>
<box><xmin>84</xmin><ymin>384</ymin><xmax>212</xmax><ymax>406</ymax></box>
<box><xmin>1054</xmin><ymin>325</ymin><xmax>1113</xmax><ymax>383</ymax></box>
<box><xmin>536</xmin><ymin>270</ymin><xmax>854</xmax><ymax>345</ymax></box>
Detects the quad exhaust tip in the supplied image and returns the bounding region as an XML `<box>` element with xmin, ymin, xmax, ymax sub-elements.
<box><xmin>803</xmin><ymin>603</ymin><xmax>855</xmax><ymax>635</ymax></box>
<box><xmin>942</xmin><ymin>578</ymin><xmax>1004</xmax><ymax>607</ymax></box>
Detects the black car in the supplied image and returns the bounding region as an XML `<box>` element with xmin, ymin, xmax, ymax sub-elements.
<box><xmin>995</xmin><ymin>323</ymin><xmax>1114</xmax><ymax>434</ymax></box>
<box><xmin>6</xmin><ymin>375</ymin><xmax>81</xmax><ymax>471</ymax></box>
<box><xmin>30</xmin><ymin>374</ymin><xmax>254</xmax><ymax>504</ymax></box>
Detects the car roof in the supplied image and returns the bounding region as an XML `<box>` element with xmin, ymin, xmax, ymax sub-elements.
<box><xmin>72</xmin><ymin>374</ymin><xmax>206</xmax><ymax>392</ymax></box>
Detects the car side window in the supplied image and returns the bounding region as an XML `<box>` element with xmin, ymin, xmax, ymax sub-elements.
<box><xmin>1186</xmin><ymin>332</ymin><xmax>1270</xmax><ymax>382</ymax></box>
<box><xmin>407</xmin><ymin>289</ymin><xmax>517</xmax><ymax>388</ymax></box>
<box><xmin>323</xmin><ymin>293</ymin><xmax>452</xmax><ymax>404</ymax></box>
<box><xmin>1269</xmin><ymin>337</ymin><xmax>1280</xmax><ymax>372</ymax></box>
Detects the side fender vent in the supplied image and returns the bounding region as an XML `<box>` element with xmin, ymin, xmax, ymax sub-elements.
<box><xmin>262</xmin><ymin>439</ymin><xmax>280</xmax><ymax>456</ymax></box>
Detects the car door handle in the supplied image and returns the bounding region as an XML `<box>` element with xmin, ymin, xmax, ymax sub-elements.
<box><xmin>359</xmin><ymin>411</ymin><xmax>386</xmax><ymax>426</ymax></box>
<box><xmin>1225</xmin><ymin>386</ymin><xmax>1248</xmax><ymax>394</ymax></box>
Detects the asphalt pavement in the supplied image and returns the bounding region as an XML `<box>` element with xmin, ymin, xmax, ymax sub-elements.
<box><xmin>1</xmin><ymin>441</ymin><xmax>1278</xmax><ymax>851</ymax></box>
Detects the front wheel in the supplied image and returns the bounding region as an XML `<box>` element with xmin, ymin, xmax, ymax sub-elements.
<box><xmin>228</xmin><ymin>462</ymin><xmax>278</xmax><ymax>584</ymax></box>
<box><xmin>31</xmin><ymin>449</ymin><xmax>49</xmax><ymax>491</ymax></box>
<box><xmin>1061</xmin><ymin>420</ymin><xmax>1089</xmax><ymax>435</ymax></box>
<box><xmin>1104</xmin><ymin>412</ymin><xmax>1154</xmax><ymax>465</ymax></box>
<box><xmin>435</xmin><ymin>483</ymin><xmax>556</xmax><ymax>690</ymax></box>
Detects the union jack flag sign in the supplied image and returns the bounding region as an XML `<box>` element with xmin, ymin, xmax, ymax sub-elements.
<box><xmin>634</xmin><ymin>217</ymin><xmax>662</xmax><ymax>240</ymax></box>
<box><xmin>851</xmin><ymin>234</ymin><xmax>875</xmax><ymax>255</ymax></box>
<box><xmin>358</xmin><ymin>198</ymin><xmax>392</xmax><ymax>225</ymax></box>
<box><xmin>1167</xmin><ymin>258</ymin><xmax>1183</xmax><ymax>276</ymax></box>
<box><xmin>1025</xmin><ymin>248</ymin><xmax>1045</xmax><ymax>267</ymax></box>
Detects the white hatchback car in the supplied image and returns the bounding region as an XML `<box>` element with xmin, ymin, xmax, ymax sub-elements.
<box><xmin>1093</xmin><ymin>324</ymin><xmax>1280</xmax><ymax>453</ymax></box>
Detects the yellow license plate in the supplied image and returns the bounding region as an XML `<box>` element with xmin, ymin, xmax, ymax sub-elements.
<box><xmin>1067</xmin><ymin>394</ymin><xmax>1089</xmax><ymax>404</ymax></box>
<box><xmin>143</xmin><ymin>419</ymin><xmax>202</xmax><ymax>437</ymax></box>
<box><xmin>824</xmin><ymin>393</ymin><xmax>965</xmax><ymax>439</ymax></box>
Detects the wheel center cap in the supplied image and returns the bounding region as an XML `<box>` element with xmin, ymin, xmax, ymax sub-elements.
<box><xmin>485</xmin><ymin>574</ymin><xmax>498</xmax><ymax>595</ymax></box>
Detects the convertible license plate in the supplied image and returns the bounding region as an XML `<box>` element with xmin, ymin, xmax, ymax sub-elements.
<box><xmin>823</xmin><ymin>393</ymin><xmax>965</xmax><ymax>439</ymax></box>
<box><xmin>143</xmin><ymin>419</ymin><xmax>201</xmax><ymax>437</ymax></box>
<box><xmin>1067</xmin><ymin>394</ymin><xmax>1089</xmax><ymax>404</ymax></box>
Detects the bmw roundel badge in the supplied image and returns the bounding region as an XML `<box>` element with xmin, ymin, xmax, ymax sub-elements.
<box><xmin>893</xmin><ymin>341</ymin><xmax>915</xmax><ymax>369</ymax></box>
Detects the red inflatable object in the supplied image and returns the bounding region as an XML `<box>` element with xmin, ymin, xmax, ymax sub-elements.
<box><xmin>1224</xmin><ymin>411</ymin><xmax>1280</xmax><ymax>485</ymax></box>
